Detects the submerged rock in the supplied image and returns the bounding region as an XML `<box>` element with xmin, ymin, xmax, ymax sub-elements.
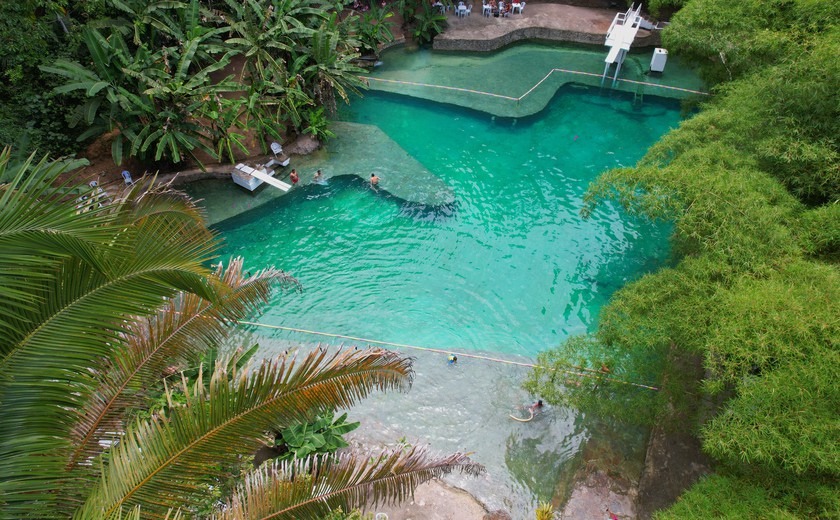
<box><xmin>560</xmin><ymin>468</ymin><xmax>636</xmax><ymax>519</ymax></box>
<box><xmin>635</xmin><ymin>425</ymin><xmax>711</xmax><ymax>519</ymax></box>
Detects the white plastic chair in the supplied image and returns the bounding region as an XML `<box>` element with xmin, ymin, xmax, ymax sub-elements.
<box><xmin>482</xmin><ymin>3</ymin><xmax>491</xmax><ymax>15</ymax></box>
<box><xmin>512</xmin><ymin>0</ymin><xmax>524</xmax><ymax>13</ymax></box>
<box><xmin>270</xmin><ymin>142</ymin><xmax>283</xmax><ymax>157</ymax></box>
<box><xmin>464</xmin><ymin>4</ymin><xmax>472</xmax><ymax>15</ymax></box>
<box><xmin>121</xmin><ymin>170</ymin><xmax>134</xmax><ymax>186</ymax></box>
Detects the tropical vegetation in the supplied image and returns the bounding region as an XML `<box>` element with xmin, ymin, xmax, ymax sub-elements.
<box><xmin>0</xmin><ymin>150</ymin><xmax>482</xmax><ymax>518</ymax></box>
<box><xmin>4</xmin><ymin>0</ymin><xmax>837</xmax><ymax>518</ymax></box>
<box><xmin>526</xmin><ymin>0</ymin><xmax>839</xmax><ymax>517</ymax></box>
<box><xmin>2</xmin><ymin>0</ymin><xmax>394</xmax><ymax>168</ymax></box>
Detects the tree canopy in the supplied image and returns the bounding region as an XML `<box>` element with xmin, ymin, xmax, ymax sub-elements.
<box><xmin>526</xmin><ymin>0</ymin><xmax>839</xmax><ymax>517</ymax></box>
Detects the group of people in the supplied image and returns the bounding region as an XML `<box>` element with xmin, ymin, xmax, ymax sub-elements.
<box><xmin>285</xmin><ymin>168</ymin><xmax>380</xmax><ymax>190</ymax></box>
<box><xmin>485</xmin><ymin>0</ymin><xmax>511</xmax><ymax>16</ymax></box>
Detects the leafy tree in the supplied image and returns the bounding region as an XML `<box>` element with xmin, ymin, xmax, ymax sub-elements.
<box><xmin>653</xmin><ymin>475</ymin><xmax>800</xmax><ymax>520</ymax></box>
<box><xmin>0</xmin><ymin>1</ymin><xmax>104</xmax><ymax>154</ymax></box>
<box><xmin>295</xmin><ymin>16</ymin><xmax>368</xmax><ymax>113</ymax></box>
<box><xmin>663</xmin><ymin>0</ymin><xmax>840</xmax><ymax>82</ymax></box>
<box><xmin>39</xmin><ymin>0</ymin><xmax>373</xmax><ymax>165</ymax></box>
<box><xmin>42</xmin><ymin>23</ymin><xmax>238</xmax><ymax>166</ymax></box>
<box><xmin>527</xmin><ymin>5</ymin><xmax>839</xmax><ymax>516</ymax></box>
<box><xmin>0</xmin><ymin>149</ymin><xmax>482</xmax><ymax>518</ymax></box>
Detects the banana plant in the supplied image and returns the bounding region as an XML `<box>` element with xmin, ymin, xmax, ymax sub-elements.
<box><xmin>222</xmin><ymin>0</ymin><xmax>318</xmax><ymax>86</ymax></box>
<box><xmin>353</xmin><ymin>3</ymin><xmax>396</xmax><ymax>57</ymax></box>
<box><xmin>413</xmin><ymin>2</ymin><xmax>448</xmax><ymax>46</ymax></box>
<box><xmin>294</xmin><ymin>17</ymin><xmax>368</xmax><ymax>113</ymax></box>
<box><xmin>119</xmin><ymin>37</ymin><xmax>240</xmax><ymax>165</ymax></box>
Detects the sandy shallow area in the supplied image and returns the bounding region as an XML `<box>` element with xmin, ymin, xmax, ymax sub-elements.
<box><xmin>368</xmin><ymin>480</ymin><xmax>489</xmax><ymax>520</ymax></box>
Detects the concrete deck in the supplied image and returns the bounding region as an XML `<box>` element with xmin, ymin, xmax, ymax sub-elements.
<box><xmin>434</xmin><ymin>3</ymin><xmax>659</xmax><ymax>52</ymax></box>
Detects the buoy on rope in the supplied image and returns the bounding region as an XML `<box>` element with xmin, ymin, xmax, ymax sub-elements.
<box><xmin>509</xmin><ymin>410</ymin><xmax>535</xmax><ymax>422</ymax></box>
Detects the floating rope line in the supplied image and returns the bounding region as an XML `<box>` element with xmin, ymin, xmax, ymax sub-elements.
<box><xmin>361</xmin><ymin>67</ymin><xmax>709</xmax><ymax>100</ymax></box>
<box><xmin>361</xmin><ymin>77</ymin><xmax>519</xmax><ymax>100</ymax></box>
<box><xmin>236</xmin><ymin>320</ymin><xmax>660</xmax><ymax>391</ymax></box>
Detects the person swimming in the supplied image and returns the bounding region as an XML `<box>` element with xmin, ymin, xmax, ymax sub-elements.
<box><xmin>510</xmin><ymin>399</ymin><xmax>543</xmax><ymax>422</ymax></box>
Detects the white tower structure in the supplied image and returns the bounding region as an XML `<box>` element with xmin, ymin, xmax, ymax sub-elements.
<box><xmin>602</xmin><ymin>4</ymin><xmax>643</xmax><ymax>87</ymax></box>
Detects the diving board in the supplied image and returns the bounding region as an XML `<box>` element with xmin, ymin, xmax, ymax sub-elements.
<box><xmin>232</xmin><ymin>163</ymin><xmax>292</xmax><ymax>192</ymax></box>
<box><xmin>249</xmin><ymin>168</ymin><xmax>291</xmax><ymax>191</ymax></box>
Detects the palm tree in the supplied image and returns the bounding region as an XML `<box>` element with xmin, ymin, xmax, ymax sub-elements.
<box><xmin>0</xmin><ymin>149</ymin><xmax>482</xmax><ymax>518</ymax></box>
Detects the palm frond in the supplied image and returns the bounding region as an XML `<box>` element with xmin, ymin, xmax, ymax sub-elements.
<box><xmin>0</xmin><ymin>179</ymin><xmax>225</xmax><ymax>517</ymax></box>
<box><xmin>214</xmin><ymin>447</ymin><xmax>484</xmax><ymax>519</ymax></box>
<box><xmin>77</xmin><ymin>348</ymin><xmax>414</xmax><ymax>518</ymax></box>
<box><xmin>67</xmin><ymin>258</ymin><xmax>299</xmax><ymax>469</ymax></box>
<box><xmin>0</xmin><ymin>149</ymin><xmax>116</xmax><ymax>324</ymax></box>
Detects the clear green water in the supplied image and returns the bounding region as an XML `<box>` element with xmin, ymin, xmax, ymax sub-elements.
<box><xmin>210</xmin><ymin>86</ymin><xmax>678</xmax><ymax>358</ymax></box>
<box><xmin>188</xmin><ymin>46</ymin><xmax>687</xmax><ymax>515</ymax></box>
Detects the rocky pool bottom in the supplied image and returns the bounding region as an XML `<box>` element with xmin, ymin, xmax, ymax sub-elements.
<box><xmin>233</xmin><ymin>332</ymin><xmax>651</xmax><ymax>518</ymax></box>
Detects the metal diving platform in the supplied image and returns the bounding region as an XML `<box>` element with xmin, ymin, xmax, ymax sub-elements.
<box><xmin>602</xmin><ymin>3</ymin><xmax>643</xmax><ymax>87</ymax></box>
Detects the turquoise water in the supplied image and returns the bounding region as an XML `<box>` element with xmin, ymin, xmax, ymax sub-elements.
<box><xmin>211</xmin><ymin>86</ymin><xmax>679</xmax><ymax>358</ymax></box>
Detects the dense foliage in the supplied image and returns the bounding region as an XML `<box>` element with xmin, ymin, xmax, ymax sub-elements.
<box><xmin>0</xmin><ymin>1</ymin><xmax>107</xmax><ymax>155</ymax></box>
<box><xmin>0</xmin><ymin>150</ymin><xmax>482</xmax><ymax>519</ymax></box>
<box><xmin>526</xmin><ymin>0</ymin><xmax>839</xmax><ymax>517</ymax></box>
<box><xmin>2</xmin><ymin>0</ymin><xmax>396</xmax><ymax>167</ymax></box>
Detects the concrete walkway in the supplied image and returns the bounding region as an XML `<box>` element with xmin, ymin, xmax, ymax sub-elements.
<box><xmin>434</xmin><ymin>3</ymin><xmax>659</xmax><ymax>51</ymax></box>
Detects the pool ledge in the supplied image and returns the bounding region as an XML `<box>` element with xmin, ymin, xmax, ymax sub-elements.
<box><xmin>314</xmin><ymin>121</ymin><xmax>455</xmax><ymax>206</ymax></box>
<box><xmin>170</xmin><ymin>121</ymin><xmax>454</xmax><ymax>225</ymax></box>
<box><xmin>433</xmin><ymin>3</ymin><xmax>660</xmax><ymax>52</ymax></box>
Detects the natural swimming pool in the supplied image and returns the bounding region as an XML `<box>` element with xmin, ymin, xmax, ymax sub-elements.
<box><xmin>186</xmin><ymin>43</ymin><xmax>692</xmax><ymax>516</ymax></box>
<box><xmin>199</xmin><ymin>87</ymin><xmax>678</xmax><ymax>357</ymax></box>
